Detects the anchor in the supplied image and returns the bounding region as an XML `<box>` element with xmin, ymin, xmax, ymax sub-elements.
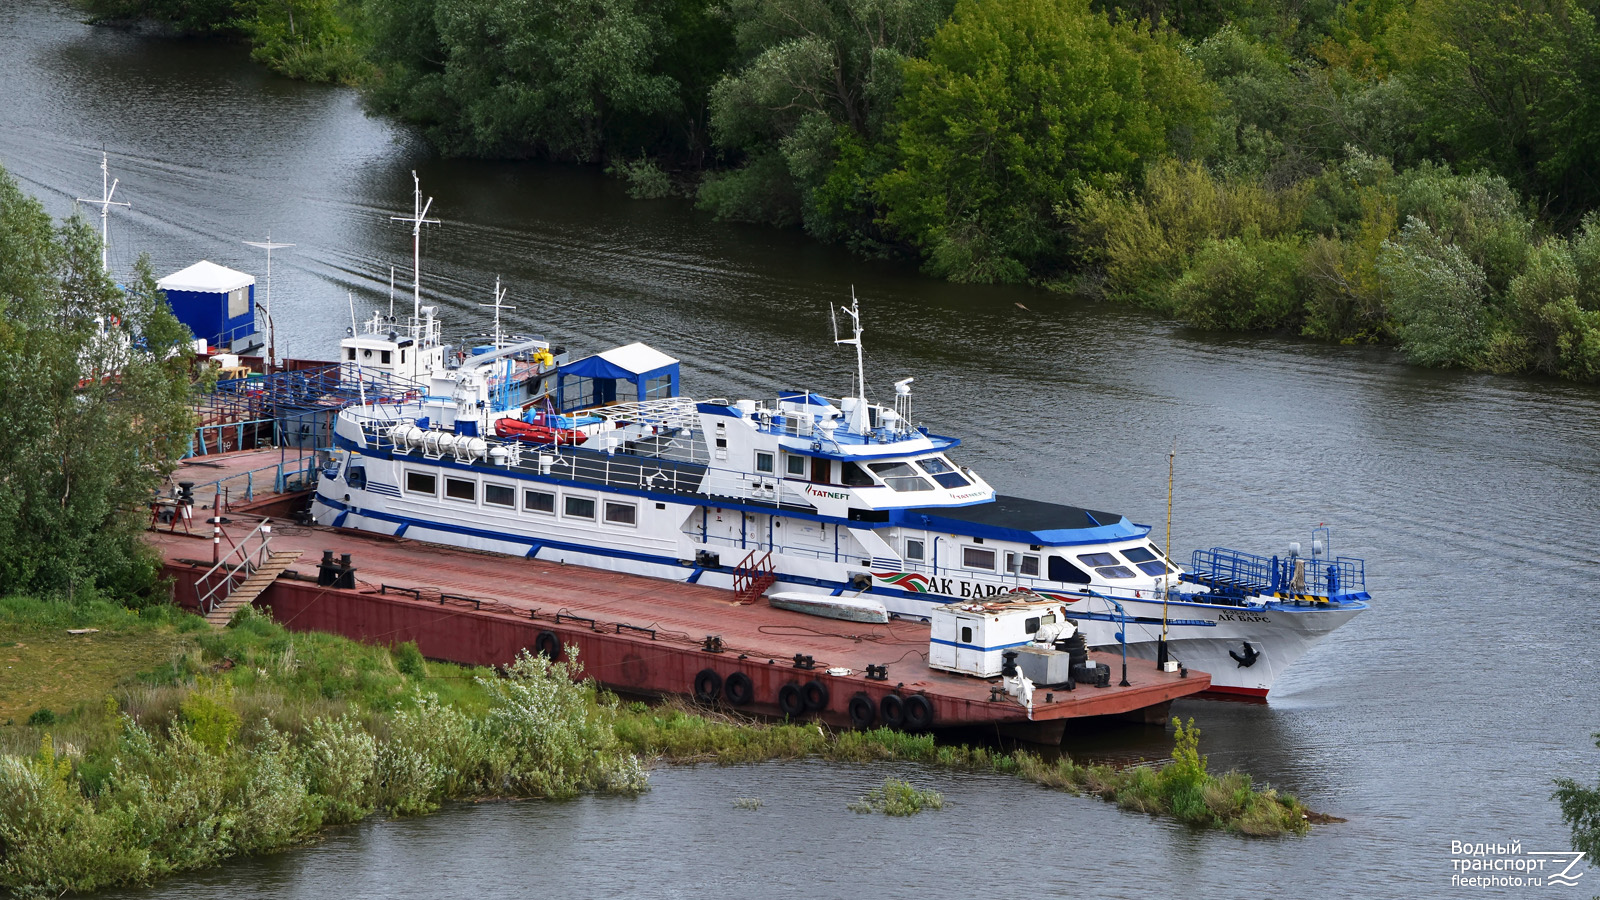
<box><xmin>1229</xmin><ymin>641</ymin><xmax>1260</xmax><ymax>668</ymax></box>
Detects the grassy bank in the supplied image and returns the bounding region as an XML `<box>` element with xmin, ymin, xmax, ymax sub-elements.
<box><xmin>1</xmin><ymin>596</ymin><xmax>1315</xmax><ymax>896</ymax></box>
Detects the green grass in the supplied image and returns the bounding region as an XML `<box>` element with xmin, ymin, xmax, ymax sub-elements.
<box><xmin>0</xmin><ymin>595</ymin><xmax>1319</xmax><ymax>895</ymax></box>
<box><xmin>849</xmin><ymin>777</ymin><xmax>945</xmax><ymax>816</ymax></box>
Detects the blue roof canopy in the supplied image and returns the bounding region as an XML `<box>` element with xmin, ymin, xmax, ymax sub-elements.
<box><xmin>557</xmin><ymin>342</ymin><xmax>680</xmax><ymax>411</ymax></box>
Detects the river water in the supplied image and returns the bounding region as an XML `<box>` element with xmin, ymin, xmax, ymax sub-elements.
<box><xmin>4</xmin><ymin>1</ymin><xmax>1599</xmax><ymax>896</ymax></box>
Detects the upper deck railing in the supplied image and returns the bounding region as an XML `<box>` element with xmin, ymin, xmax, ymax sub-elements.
<box><xmin>1184</xmin><ymin>546</ymin><xmax>1366</xmax><ymax>599</ymax></box>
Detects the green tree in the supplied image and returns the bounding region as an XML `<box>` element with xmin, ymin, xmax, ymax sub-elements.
<box><xmin>877</xmin><ymin>0</ymin><xmax>1213</xmax><ymax>283</ymax></box>
<box><xmin>1393</xmin><ymin>0</ymin><xmax>1600</xmax><ymax>216</ymax></box>
<box><xmin>1555</xmin><ymin>731</ymin><xmax>1600</xmax><ymax>868</ymax></box>
<box><xmin>1376</xmin><ymin>217</ymin><xmax>1492</xmax><ymax>367</ymax></box>
<box><xmin>699</xmin><ymin>0</ymin><xmax>952</xmax><ymax>243</ymax></box>
<box><xmin>242</xmin><ymin>0</ymin><xmax>371</xmax><ymax>84</ymax></box>
<box><xmin>0</xmin><ymin>165</ymin><xmax>195</xmax><ymax>598</ymax></box>
<box><xmin>77</xmin><ymin>0</ymin><xmax>245</xmax><ymax>34</ymax></box>
<box><xmin>364</xmin><ymin>0</ymin><xmax>680</xmax><ymax>160</ymax></box>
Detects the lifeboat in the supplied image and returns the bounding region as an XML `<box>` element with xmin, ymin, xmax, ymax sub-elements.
<box><xmin>494</xmin><ymin>416</ymin><xmax>588</xmax><ymax>445</ymax></box>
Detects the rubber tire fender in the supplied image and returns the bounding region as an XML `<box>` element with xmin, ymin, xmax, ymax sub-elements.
<box><xmin>847</xmin><ymin>692</ymin><xmax>876</xmax><ymax>728</ymax></box>
<box><xmin>535</xmin><ymin>630</ymin><xmax>561</xmax><ymax>660</ymax></box>
<box><xmin>801</xmin><ymin>679</ymin><xmax>830</xmax><ymax>712</ymax></box>
<box><xmin>693</xmin><ymin>668</ymin><xmax>723</xmax><ymax>703</ymax></box>
<box><xmin>777</xmin><ymin>682</ymin><xmax>806</xmax><ymax>718</ymax></box>
<box><xmin>879</xmin><ymin>693</ymin><xmax>906</xmax><ymax>729</ymax></box>
<box><xmin>903</xmin><ymin>693</ymin><xmax>935</xmax><ymax>732</ymax></box>
<box><xmin>724</xmin><ymin>671</ymin><xmax>754</xmax><ymax>706</ymax></box>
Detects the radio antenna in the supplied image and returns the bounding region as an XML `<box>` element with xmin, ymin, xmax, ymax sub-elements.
<box><xmin>390</xmin><ymin>171</ymin><xmax>439</xmax><ymax>328</ymax></box>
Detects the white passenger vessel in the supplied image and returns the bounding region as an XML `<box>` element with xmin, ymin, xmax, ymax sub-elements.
<box><xmin>312</xmin><ymin>285</ymin><xmax>1368</xmax><ymax>696</ymax></box>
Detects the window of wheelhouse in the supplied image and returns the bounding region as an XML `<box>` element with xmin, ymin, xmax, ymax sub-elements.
<box><xmin>915</xmin><ymin>456</ymin><xmax>971</xmax><ymax>489</ymax></box>
<box><xmin>1120</xmin><ymin>545</ymin><xmax>1171</xmax><ymax>577</ymax></box>
<box><xmin>1077</xmin><ymin>553</ymin><xmax>1135</xmax><ymax>577</ymax></box>
<box><xmin>1048</xmin><ymin>555</ymin><xmax>1090</xmax><ymax>584</ymax></box>
<box><xmin>841</xmin><ymin>462</ymin><xmax>874</xmax><ymax>487</ymax></box>
<box><xmin>868</xmin><ymin>461</ymin><xmax>933</xmax><ymax>492</ymax></box>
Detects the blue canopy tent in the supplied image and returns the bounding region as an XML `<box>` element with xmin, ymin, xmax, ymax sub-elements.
<box><xmin>556</xmin><ymin>342</ymin><xmax>680</xmax><ymax>412</ymax></box>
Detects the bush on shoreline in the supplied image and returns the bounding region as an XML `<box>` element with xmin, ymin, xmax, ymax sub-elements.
<box><xmin>0</xmin><ymin>596</ymin><xmax>1315</xmax><ymax>895</ymax></box>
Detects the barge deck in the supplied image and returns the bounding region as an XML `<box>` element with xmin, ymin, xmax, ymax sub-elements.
<box><xmin>151</xmin><ymin>451</ymin><xmax>1211</xmax><ymax>743</ymax></box>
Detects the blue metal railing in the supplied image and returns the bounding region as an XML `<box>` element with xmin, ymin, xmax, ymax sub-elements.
<box><xmin>196</xmin><ymin>364</ymin><xmax>425</xmax><ymax>425</ymax></box>
<box><xmin>1186</xmin><ymin>546</ymin><xmax>1366</xmax><ymax>598</ymax></box>
<box><xmin>187</xmin><ymin>456</ymin><xmax>319</xmax><ymax>509</ymax></box>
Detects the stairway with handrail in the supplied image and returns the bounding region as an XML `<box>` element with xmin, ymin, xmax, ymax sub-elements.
<box><xmin>195</xmin><ymin>519</ymin><xmax>303</xmax><ymax>627</ymax></box>
<box><xmin>732</xmin><ymin>549</ymin><xmax>777</xmax><ymax>605</ymax></box>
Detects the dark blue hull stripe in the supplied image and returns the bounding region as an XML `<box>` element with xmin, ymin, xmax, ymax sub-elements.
<box><xmin>314</xmin><ymin>496</ymin><xmax>1365</xmax><ymax>619</ymax></box>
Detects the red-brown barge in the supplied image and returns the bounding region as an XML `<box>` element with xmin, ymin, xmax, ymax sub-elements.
<box><xmin>152</xmin><ymin>450</ymin><xmax>1210</xmax><ymax>744</ymax></box>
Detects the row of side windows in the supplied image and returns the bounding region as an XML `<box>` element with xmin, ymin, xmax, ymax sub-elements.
<box><xmin>403</xmin><ymin>470</ymin><xmax>637</xmax><ymax>526</ymax></box>
<box><xmin>902</xmin><ymin>535</ymin><xmax>1091</xmax><ymax>583</ymax></box>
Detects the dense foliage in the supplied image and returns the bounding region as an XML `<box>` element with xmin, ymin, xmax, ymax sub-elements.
<box><xmin>76</xmin><ymin>0</ymin><xmax>1600</xmax><ymax>380</ymax></box>
<box><xmin>0</xmin><ymin>165</ymin><xmax>194</xmax><ymax>599</ymax></box>
<box><xmin>0</xmin><ymin>595</ymin><xmax>1315</xmax><ymax>893</ymax></box>
<box><xmin>1555</xmin><ymin>731</ymin><xmax>1600</xmax><ymax>868</ymax></box>
<box><xmin>0</xmin><ymin>600</ymin><xmax>645</xmax><ymax>897</ymax></box>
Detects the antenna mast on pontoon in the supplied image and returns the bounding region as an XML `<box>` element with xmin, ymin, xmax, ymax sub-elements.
<box><xmin>243</xmin><ymin>232</ymin><xmax>294</xmax><ymax>371</ymax></box>
<box><xmin>390</xmin><ymin>171</ymin><xmax>438</xmax><ymax>329</ymax></box>
<box><xmin>74</xmin><ymin>150</ymin><xmax>129</xmax><ymax>274</ymax></box>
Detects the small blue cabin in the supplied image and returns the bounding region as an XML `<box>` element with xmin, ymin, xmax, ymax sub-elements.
<box><xmin>157</xmin><ymin>261</ymin><xmax>257</xmax><ymax>352</ymax></box>
<box><xmin>556</xmin><ymin>342</ymin><xmax>680</xmax><ymax>412</ymax></box>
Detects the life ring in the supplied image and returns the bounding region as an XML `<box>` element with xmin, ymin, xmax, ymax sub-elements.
<box><xmin>777</xmin><ymin>683</ymin><xmax>805</xmax><ymax>717</ymax></box>
<box><xmin>879</xmin><ymin>693</ymin><xmax>905</xmax><ymax>729</ymax></box>
<box><xmin>802</xmin><ymin>679</ymin><xmax>830</xmax><ymax>712</ymax></box>
<box><xmin>724</xmin><ymin>671</ymin><xmax>754</xmax><ymax>706</ymax></box>
<box><xmin>693</xmin><ymin>668</ymin><xmax>723</xmax><ymax>703</ymax></box>
<box><xmin>903</xmin><ymin>694</ymin><xmax>935</xmax><ymax>732</ymax></box>
<box><xmin>535</xmin><ymin>630</ymin><xmax>561</xmax><ymax>660</ymax></box>
<box><xmin>847</xmin><ymin>692</ymin><xmax>876</xmax><ymax>728</ymax></box>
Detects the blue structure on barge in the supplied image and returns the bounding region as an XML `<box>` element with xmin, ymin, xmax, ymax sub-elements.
<box><xmin>157</xmin><ymin>260</ymin><xmax>260</xmax><ymax>353</ymax></box>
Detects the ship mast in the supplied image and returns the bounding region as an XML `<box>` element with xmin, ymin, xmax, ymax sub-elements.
<box><xmin>74</xmin><ymin>150</ymin><xmax>129</xmax><ymax>274</ymax></box>
<box><xmin>390</xmin><ymin>171</ymin><xmax>438</xmax><ymax>337</ymax></box>
<box><xmin>832</xmin><ymin>288</ymin><xmax>870</xmax><ymax>433</ymax></box>
<box><xmin>479</xmin><ymin>276</ymin><xmax>513</xmax><ymax>349</ymax></box>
